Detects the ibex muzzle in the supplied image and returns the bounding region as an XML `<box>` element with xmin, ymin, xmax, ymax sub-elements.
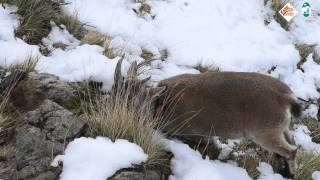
<box><xmin>113</xmin><ymin>60</ymin><xmax>301</xmax><ymax>177</ymax></box>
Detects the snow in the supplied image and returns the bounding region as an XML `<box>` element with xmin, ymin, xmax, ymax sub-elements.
<box><xmin>271</xmin><ymin>55</ymin><xmax>320</xmax><ymax>99</ymax></box>
<box><xmin>166</xmin><ymin>140</ymin><xmax>252</xmax><ymax>180</ymax></box>
<box><xmin>303</xmin><ymin>104</ymin><xmax>319</xmax><ymax>119</ymax></box>
<box><xmin>51</xmin><ymin>137</ymin><xmax>148</xmax><ymax>180</ymax></box>
<box><xmin>0</xmin><ymin>5</ymin><xmax>41</xmax><ymax>67</ymax></box>
<box><xmin>37</xmin><ymin>45</ymin><xmax>119</xmax><ymax>89</ymax></box>
<box><xmin>63</xmin><ymin>0</ymin><xmax>299</xmax><ymax>72</ymax></box>
<box><xmin>293</xmin><ymin>125</ymin><xmax>320</xmax><ymax>154</ymax></box>
<box><xmin>290</xmin><ymin>0</ymin><xmax>320</xmax><ymax>45</ymax></box>
<box><xmin>257</xmin><ymin>162</ymin><xmax>286</xmax><ymax>180</ymax></box>
<box><xmin>313</xmin><ymin>171</ymin><xmax>320</xmax><ymax>180</ymax></box>
<box><xmin>1</xmin><ymin>0</ymin><xmax>320</xmax><ymax>179</ymax></box>
<box><xmin>42</xmin><ymin>23</ymin><xmax>80</xmax><ymax>50</ymax></box>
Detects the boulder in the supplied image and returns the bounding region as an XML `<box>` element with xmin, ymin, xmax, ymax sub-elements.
<box><xmin>14</xmin><ymin>100</ymin><xmax>87</xmax><ymax>180</ymax></box>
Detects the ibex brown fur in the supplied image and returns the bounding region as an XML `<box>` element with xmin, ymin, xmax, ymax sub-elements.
<box><xmin>113</xmin><ymin>59</ymin><xmax>301</xmax><ymax>177</ymax></box>
<box><xmin>157</xmin><ymin>72</ymin><xmax>301</xmax><ymax>176</ymax></box>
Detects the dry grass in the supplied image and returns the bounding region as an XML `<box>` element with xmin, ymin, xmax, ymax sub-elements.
<box><xmin>193</xmin><ymin>63</ymin><xmax>220</xmax><ymax>73</ymax></box>
<box><xmin>295</xmin><ymin>152</ymin><xmax>320</xmax><ymax>180</ymax></box>
<box><xmin>294</xmin><ymin>117</ymin><xmax>320</xmax><ymax>143</ymax></box>
<box><xmin>13</xmin><ymin>0</ymin><xmax>62</xmax><ymax>44</ymax></box>
<box><xmin>5</xmin><ymin>55</ymin><xmax>39</xmax><ymax>73</ymax></box>
<box><xmin>82</xmin><ymin>80</ymin><xmax>166</xmax><ymax>168</ymax></box>
<box><xmin>56</xmin><ymin>13</ymin><xmax>87</xmax><ymax>40</ymax></box>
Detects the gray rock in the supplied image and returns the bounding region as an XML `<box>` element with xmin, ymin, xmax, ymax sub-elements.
<box><xmin>27</xmin><ymin>72</ymin><xmax>76</xmax><ymax>105</ymax></box>
<box><xmin>110</xmin><ymin>170</ymin><xmax>163</xmax><ymax>180</ymax></box>
<box><xmin>15</xmin><ymin>100</ymin><xmax>87</xmax><ymax>180</ymax></box>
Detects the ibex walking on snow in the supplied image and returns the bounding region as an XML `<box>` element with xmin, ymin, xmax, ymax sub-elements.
<box><xmin>114</xmin><ymin>59</ymin><xmax>301</xmax><ymax>177</ymax></box>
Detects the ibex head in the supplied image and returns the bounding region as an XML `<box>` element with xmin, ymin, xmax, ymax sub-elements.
<box><xmin>112</xmin><ymin>57</ymin><xmax>166</xmax><ymax>113</ymax></box>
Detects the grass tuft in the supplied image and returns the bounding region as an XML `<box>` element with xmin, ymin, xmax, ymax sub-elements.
<box><xmin>56</xmin><ymin>13</ymin><xmax>87</xmax><ymax>39</ymax></box>
<box><xmin>295</xmin><ymin>152</ymin><xmax>320</xmax><ymax>180</ymax></box>
<box><xmin>82</xmin><ymin>80</ymin><xmax>166</xmax><ymax>168</ymax></box>
<box><xmin>295</xmin><ymin>117</ymin><xmax>320</xmax><ymax>144</ymax></box>
<box><xmin>6</xmin><ymin>55</ymin><xmax>39</xmax><ymax>73</ymax></box>
<box><xmin>13</xmin><ymin>0</ymin><xmax>62</xmax><ymax>44</ymax></box>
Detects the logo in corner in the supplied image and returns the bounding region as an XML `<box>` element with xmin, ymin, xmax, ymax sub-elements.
<box><xmin>278</xmin><ymin>3</ymin><xmax>298</xmax><ymax>22</ymax></box>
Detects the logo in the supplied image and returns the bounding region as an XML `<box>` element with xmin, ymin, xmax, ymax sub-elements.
<box><xmin>279</xmin><ymin>3</ymin><xmax>298</xmax><ymax>22</ymax></box>
<box><xmin>302</xmin><ymin>2</ymin><xmax>311</xmax><ymax>17</ymax></box>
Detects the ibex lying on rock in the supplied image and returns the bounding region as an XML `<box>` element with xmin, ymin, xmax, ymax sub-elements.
<box><xmin>114</xmin><ymin>59</ymin><xmax>301</xmax><ymax>177</ymax></box>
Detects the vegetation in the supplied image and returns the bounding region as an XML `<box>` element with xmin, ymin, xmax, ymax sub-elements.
<box><xmin>13</xmin><ymin>0</ymin><xmax>62</xmax><ymax>44</ymax></box>
<box><xmin>193</xmin><ymin>63</ymin><xmax>220</xmax><ymax>73</ymax></box>
<box><xmin>56</xmin><ymin>13</ymin><xmax>87</xmax><ymax>40</ymax></box>
<box><xmin>295</xmin><ymin>152</ymin><xmax>320</xmax><ymax>180</ymax></box>
<box><xmin>82</xmin><ymin>79</ymin><xmax>166</xmax><ymax>168</ymax></box>
<box><xmin>5</xmin><ymin>55</ymin><xmax>39</xmax><ymax>73</ymax></box>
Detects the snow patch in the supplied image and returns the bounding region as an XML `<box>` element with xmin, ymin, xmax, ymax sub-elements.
<box><xmin>293</xmin><ymin>125</ymin><xmax>320</xmax><ymax>154</ymax></box>
<box><xmin>51</xmin><ymin>137</ymin><xmax>148</xmax><ymax>180</ymax></box>
<box><xmin>166</xmin><ymin>140</ymin><xmax>252</xmax><ymax>180</ymax></box>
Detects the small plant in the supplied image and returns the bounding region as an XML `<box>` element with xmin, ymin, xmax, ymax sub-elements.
<box><xmin>295</xmin><ymin>152</ymin><xmax>320</xmax><ymax>180</ymax></box>
<box><xmin>14</xmin><ymin>0</ymin><xmax>62</xmax><ymax>44</ymax></box>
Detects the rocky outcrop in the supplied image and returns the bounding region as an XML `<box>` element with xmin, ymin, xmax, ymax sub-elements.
<box><xmin>0</xmin><ymin>70</ymin><xmax>87</xmax><ymax>179</ymax></box>
<box><xmin>12</xmin><ymin>100</ymin><xmax>86</xmax><ymax>180</ymax></box>
<box><xmin>110</xmin><ymin>170</ymin><xmax>163</xmax><ymax>180</ymax></box>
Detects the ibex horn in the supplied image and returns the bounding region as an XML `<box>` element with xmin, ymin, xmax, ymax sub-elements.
<box><xmin>114</xmin><ymin>56</ymin><xmax>124</xmax><ymax>83</ymax></box>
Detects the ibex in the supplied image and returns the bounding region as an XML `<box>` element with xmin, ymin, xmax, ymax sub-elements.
<box><xmin>114</xmin><ymin>59</ymin><xmax>301</xmax><ymax>177</ymax></box>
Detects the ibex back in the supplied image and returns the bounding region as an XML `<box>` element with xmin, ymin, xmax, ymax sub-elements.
<box><xmin>113</xmin><ymin>59</ymin><xmax>301</xmax><ymax>177</ymax></box>
<box><xmin>156</xmin><ymin>72</ymin><xmax>301</xmax><ymax>176</ymax></box>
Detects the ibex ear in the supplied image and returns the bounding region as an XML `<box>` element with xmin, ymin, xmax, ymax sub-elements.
<box><xmin>114</xmin><ymin>56</ymin><xmax>124</xmax><ymax>82</ymax></box>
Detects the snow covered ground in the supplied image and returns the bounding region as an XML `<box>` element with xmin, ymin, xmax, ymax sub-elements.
<box><xmin>1</xmin><ymin>0</ymin><xmax>320</xmax><ymax>179</ymax></box>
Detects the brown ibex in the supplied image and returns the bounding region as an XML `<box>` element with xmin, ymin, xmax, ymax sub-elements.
<box><xmin>114</xmin><ymin>59</ymin><xmax>301</xmax><ymax>177</ymax></box>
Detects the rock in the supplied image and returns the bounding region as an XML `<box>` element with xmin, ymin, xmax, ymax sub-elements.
<box><xmin>14</xmin><ymin>100</ymin><xmax>87</xmax><ymax>180</ymax></box>
<box><xmin>28</xmin><ymin>72</ymin><xmax>77</xmax><ymax>105</ymax></box>
<box><xmin>110</xmin><ymin>170</ymin><xmax>162</xmax><ymax>180</ymax></box>
<box><xmin>10</xmin><ymin>72</ymin><xmax>76</xmax><ymax>111</ymax></box>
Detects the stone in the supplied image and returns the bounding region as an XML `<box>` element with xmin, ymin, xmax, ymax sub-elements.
<box><xmin>110</xmin><ymin>170</ymin><xmax>162</xmax><ymax>180</ymax></box>
<box><xmin>14</xmin><ymin>100</ymin><xmax>87</xmax><ymax>179</ymax></box>
<box><xmin>10</xmin><ymin>72</ymin><xmax>76</xmax><ymax>111</ymax></box>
